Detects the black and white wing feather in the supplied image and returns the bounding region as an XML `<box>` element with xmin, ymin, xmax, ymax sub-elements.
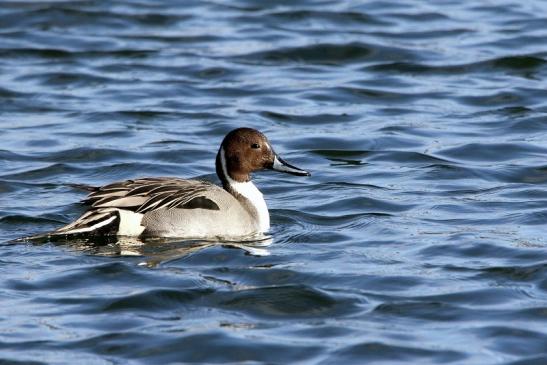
<box><xmin>83</xmin><ymin>177</ymin><xmax>220</xmax><ymax>213</ymax></box>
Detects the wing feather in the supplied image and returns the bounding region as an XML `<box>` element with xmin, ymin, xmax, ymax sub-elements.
<box><xmin>93</xmin><ymin>196</ymin><xmax>148</xmax><ymax>208</ymax></box>
<box><xmin>82</xmin><ymin>177</ymin><xmax>219</xmax><ymax>214</ymax></box>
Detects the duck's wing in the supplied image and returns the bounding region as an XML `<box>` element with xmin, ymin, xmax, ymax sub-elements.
<box><xmin>83</xmin><ymin>177</ymin><xmax>221</xmax><ymax>213</ymax></box>
<box><xmin>29</xmin><ymin>178</ymin><xmax>222</xmax><ymax>239</ymax></box>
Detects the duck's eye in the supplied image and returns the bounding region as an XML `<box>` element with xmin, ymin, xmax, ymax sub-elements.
<box><xmin>251</xmin><ymin>143</ymin><xmax>260</xmax><ymax>149</ymax></box>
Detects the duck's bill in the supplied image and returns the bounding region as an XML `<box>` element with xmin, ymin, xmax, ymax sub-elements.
<box><xmin>271</xmin><ymin>155</ymin><xmax>310</xmax><ymax>176</ymax></box>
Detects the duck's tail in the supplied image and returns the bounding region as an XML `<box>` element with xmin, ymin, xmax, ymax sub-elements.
<box><xmin>18</xmin><ymin>208</ymin><xmax>125</xmax><ymax>242</ymax></box>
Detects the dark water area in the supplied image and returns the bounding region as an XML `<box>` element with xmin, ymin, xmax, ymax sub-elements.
<box><xmin>2</xmin><ymin>0</ymin><xmax>547</xmax><ymax>363</ymax></box>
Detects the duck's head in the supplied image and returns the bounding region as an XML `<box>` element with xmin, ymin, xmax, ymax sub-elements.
<box><xmin>216</xmin><ymin>127</ymin><xmax>310</xmax><ymax>185</ymax></box>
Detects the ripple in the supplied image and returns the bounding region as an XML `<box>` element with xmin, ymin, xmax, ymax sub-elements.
<box><xmin>475</xmin><ymin>263</ymin><xmax>547</xmax><ymax>282</ymax></box>
<box><xmin>367</xmin><ymin>54</ymin><xmax>547</xmax><ymax>76</ymax></box>
<box><xmin>310</xmin><ymin>196</ymin><xmax>414</xmax><ymax>215</ymax></box>
<box><xmin>61</xmin><ymin>331</ymin><xmax>322</xmax><ymax>363</ymax></box>
<box><xmin>260</xmin><ymin>111</ymin><xmax>360</xmax><ymax>125</ymax></box>
<box><xmin>0</xmin><ymin>214</ymin><xmax>63</xmax><ymax>227</ymax></box>
<box><xmin>473</xmin><ymin>326</ymin><xmax>547</xmax><ymax>356</ymax></box>
<box><xmin>268</xmin><ymin>9</ymin><xmax>390</xmax><ymax>26</ymax></box>
<box><xmin>326</xmin><ymin>341</ymin><xmax>466</xmax><ymax>363</ymax></box>
<box><xmin>234</xmin><ymin>42</ymin><xmax>419</xmax><ymax>65</ymax></box>
<box><xmin>0</xmin><ymin>163</ymin><xmax>84</xmax><ymax>181</ymax></box>
<box><xmin>100</xmin><ymin>288</ymin><xmax>214</xmax><ymax>313</ymax></box>
<box><xmin>458</xmin><ymin>88</ymin><xmax>547</xmax><ymax>108</ymax></box>
<box><xmin>15</xmin><ymin>72</ymin><xmax>120</xmax><ymax>87</ymax></box>
<box><xmin>305</xmin><ymin>86</ymin><xmax>447</xmax><ymax>104</ymax></box>
<box><xmin>436</xmin><ymin>143</ymin><xmax>547</xmax><ymax>163</ymax></box>
<box><xmin>214</xmin><ymin>285</ymin><xmax>358</xmax><ymax>318</ymax></box>
<box><xmin>0</xmin><ymin>47</ymin><xmax>156</xmax><ymax>60</ymax></box>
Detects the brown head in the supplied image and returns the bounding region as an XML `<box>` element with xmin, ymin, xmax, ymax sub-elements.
<box><xmin>215</xmin><ymin>128</ymin><xmax>310</xmax><ymax>186</ymax></box>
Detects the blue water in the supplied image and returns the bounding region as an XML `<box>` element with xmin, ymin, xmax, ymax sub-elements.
<box><xmin>2</xmin><ymin>0</ymin><xmax>547</xmax><ymax>364</ymax></box>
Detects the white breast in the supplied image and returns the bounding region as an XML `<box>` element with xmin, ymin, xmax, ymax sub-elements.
<box><xmin>230</xmin><ymin>180</ymin><xmax>270</xmax><ymax>232</ymax></box>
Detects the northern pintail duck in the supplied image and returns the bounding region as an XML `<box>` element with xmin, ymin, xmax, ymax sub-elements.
<box><xmin>40</xmin><ymin>128</ymin><xmax>309</xmax><ymax>239</ymax></box>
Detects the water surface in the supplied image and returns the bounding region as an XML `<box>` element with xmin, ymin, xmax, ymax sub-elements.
<box><xmin>1</xmin><ymin>0</ymin><xmax>547</xmax><ymax>364</ymax></box>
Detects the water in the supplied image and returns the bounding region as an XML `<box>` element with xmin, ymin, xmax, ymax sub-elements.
<box><xmin>1</xmin><ymin>0</ymin><xmax>547</xmax><ymax>363</ymax></box>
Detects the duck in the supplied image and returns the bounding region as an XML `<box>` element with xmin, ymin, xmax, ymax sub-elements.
<box><xmin>37</xmin><ymin>128</ymin><xmax>310</xmax><ymax>240</ymax></box>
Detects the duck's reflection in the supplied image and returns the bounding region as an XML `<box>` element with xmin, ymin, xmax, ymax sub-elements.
<box><xmin>34</xmin><ymin>234</ymin><xmax>273</xmax><ymax>267</ymax></box>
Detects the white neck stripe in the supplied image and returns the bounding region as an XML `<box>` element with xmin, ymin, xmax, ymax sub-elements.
<box><xmin>220</xmin><ymin>147</ymin><xmax>237</xmax><ymax>185</ymax></box>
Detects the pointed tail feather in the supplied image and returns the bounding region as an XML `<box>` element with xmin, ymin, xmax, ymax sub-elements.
<box><xmin>21</xmin><ymin>209</ymin><xmax>121</xmax><ymax>241</ymax></box>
